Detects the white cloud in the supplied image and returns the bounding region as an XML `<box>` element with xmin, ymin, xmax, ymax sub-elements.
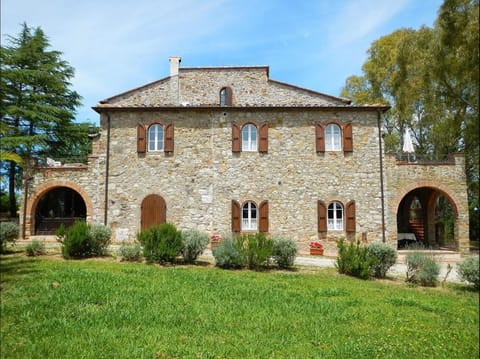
<box><xmin>1</xmin><ymin>0</ymin><xmax>441</xmax><ymax>123</ymax></box>
<box><xmin>1</xmin><ymin>0</ymin><xmax>234</xmax><ymax>120</ymax></box>
<box><xmin>326</xmin><ymin>0</ymin><xmax>411</xmax><ymax>48</ymax></box>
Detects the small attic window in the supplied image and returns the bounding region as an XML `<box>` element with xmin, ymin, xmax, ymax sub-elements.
<box><xmin>220</xmin><ymin>87</ymin><xmax>232</xmax><ymax>107</ymax></box>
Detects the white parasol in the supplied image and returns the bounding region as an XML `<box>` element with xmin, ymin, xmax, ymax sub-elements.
<box><xmin>402</xmin><ymin>127</ymin><xmax>415</xmax><ymax>161</ymax></box>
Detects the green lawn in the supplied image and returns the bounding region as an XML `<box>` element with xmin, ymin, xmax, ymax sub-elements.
<box><xmin>1</xmin><ymin>253</ymin><xmax>478</xmax><ymax>358</ymax></box>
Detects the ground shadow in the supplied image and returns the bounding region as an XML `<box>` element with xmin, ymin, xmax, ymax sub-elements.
<box><xmin>0</xmin><ymin>253</ymin><xmax>40</xmax><ymax>284</ymax></box>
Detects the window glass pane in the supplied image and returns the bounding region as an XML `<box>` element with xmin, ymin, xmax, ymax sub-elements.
<box><xmin>336</xmin><ymin>208</ymin><xmax>342</xmax><ymax>218</ymax></box>
<box><xmin>326</xmin><ymin>124</ymin><xmax>341</xmax><ymax>151</ymax></box>
<box><xmin>242</xmin><ymin>201</ymin><xmax>258</xmax><ymax>230</ymax></box>
<box><xmin>220</xmin><ymin>89</ymin><xmax>226</xmax><ymax>107</ymax></box>
<box><xmin>242</xmin><ymin>127</ymin><xmax>249</xmax><ymax>148</ymax></box>
<box><xmin>327</xmin><ymin>202</ymin><xmax>343</xmax><ymax>230</ymax></box>
<box><xmin>242</xmin><ymin>124</ymin><xmax>257</xmax><ymax>151</ymax></box>
<box><xmin>148</xmin><ymin>124</ymin><xmax>163</xmax><ymax>151</ymax></box>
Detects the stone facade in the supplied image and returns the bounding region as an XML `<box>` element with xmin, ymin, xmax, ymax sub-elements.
<box><xmin>20</xmin><ymin>57</ymin><xmax>470</xmax><ymax>254</ymax></box>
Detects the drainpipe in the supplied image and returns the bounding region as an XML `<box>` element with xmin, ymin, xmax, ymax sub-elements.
<box><xmin>104</xmin><ymin>113</ymin><xmax>111</xmax><ymax>226</ymax></box>
<box><xmin>377</xmin><ymin>110</ymin><xmax>386</xmax><ymax>243</ymax></box>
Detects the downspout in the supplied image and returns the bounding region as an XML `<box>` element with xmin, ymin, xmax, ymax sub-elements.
<box><xmin>377</xmin><ymin>110</ymin><xmax>386</xmax><ymax>242</ymax></box>
<box><xmin>104</xmin><ymin>113</ymin><xmax>111</xmax><ymax>226</ymax></box>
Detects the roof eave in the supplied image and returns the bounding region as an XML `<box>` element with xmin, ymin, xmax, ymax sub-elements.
<box><xmin>92</xmin><ymin>104</ymin><xmax>390</xmax><ymax>114</ymax></box>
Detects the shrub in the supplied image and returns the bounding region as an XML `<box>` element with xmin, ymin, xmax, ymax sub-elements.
<box><xmin>89</xmin><ymin>224</ymin><xmax>112</xmax><ymax>256</ymax></box>
<box><xmin>272</xmin><ymin>237</ymin><xmax>297</xmax><ymax>269</ymax></box>
<box><xmin>212</xmin><ymin>237</ymin><xmax>245</xmax><ymax>269</ymax></box>
<box><xmin>0</xmin><ymin>222</ymin><xmax>19</xmax><ymax>252</ymax></box>
<box><xmin>405</xmin><ymin>251</ymin><xmax>440</xmax><ymax>287</ymax></box>
<box><xmin>138</xmin><ymin>223</ymin><xmax>183</xmax><ymax>263</ymax></box>
<box><xmin>181</xmin><ymin>229</ymin><xmax>209</xmax><ymax>264</ymax></box>
<box><xmin>57</xmin><ymin>221</ymin><xmax>91</xmax><ymax>259</ymax></box>
<box><xmin>366</xmin><ymin>242</ymin><xmax>397</xmax><ymax>278</ymax></box>
<box><xmin>336</xmin><ymin>238</ymin><xmax>373</xmax><ymax>280</ymax></box>
<box><xmin>457</xmin><ymin>256</ymin><xmax>479</xmax><ymax>289</ymax></box>
<box><xmin>118</xmin><ymin>243</ymin><xmax>143</xmax><ymax>262</ymax></box>
<box><xmin>241</xmin><ymin>233</ymin><xmax>274</xmax><ymax>270</ymax></box>
<box><xmin>25</xmin><ymin>240</ymin><xmax>46</xmax><ymax>256</ymax></box>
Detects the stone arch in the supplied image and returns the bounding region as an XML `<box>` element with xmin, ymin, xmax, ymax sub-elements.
<box><xmin>392</xmin><ymin>180</ymin><xmax>466</xmax><ymax>251</ymax></box>
<box><xmin>391</xmin><ymin>180</ymin><xmax>463</xmax><ymax>216</ymax></box>
<box><xmin>26</xmin><ymin>181</ymin><xmax>93</xmax><ymax>238</ymax></box>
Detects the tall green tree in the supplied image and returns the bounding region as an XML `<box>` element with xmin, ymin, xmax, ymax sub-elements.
<box><xmin>340</xmin><ymin>0</ymin><xmax>479</xmax><ymax>240</ymax></box>
<box><xmin>433</xmin><ymin>0</ymin><xmax>479</xmax><ymax>239</ymax></box>
<box><xmin>0</xmin><ymin>23</ymin><xmax>90</xmax><ymax>217</ymax></box>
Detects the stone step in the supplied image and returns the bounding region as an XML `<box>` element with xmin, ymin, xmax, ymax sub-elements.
<box><xmin>397</xmin><ymin>250</ymin><xmax>461</xmax><ymax>263</ymax></box>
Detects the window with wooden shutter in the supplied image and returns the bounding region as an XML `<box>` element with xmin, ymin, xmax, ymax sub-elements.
<box><xmin>232</xmin><ymin>123</ymin><xmax>241</xmax><ymax>152</ymax></box>
<box><xmin>346</xmin><ymin>200</ymin><xmax>356</xmax><ymax>233</ymax></box>
<box><xmin>317</xmin><ymin>200</ymin><xmax>327</xmax><ymax>233</ymax></box>
<box><xmin>231</xmin><ymin>200</ymin><xmax>241</xmax><ymax>233</ymax></box>
<box><xmin>315</xmin><ymin>124</ymin><xmax>325</xmax><ymax>153</ymax></box>
<box><xmin>137</xmin><ymin>124</ymin><xmax>146</xmax><ymax>153</ymax></box>
<box><xmin>343</xmin><ymin>123</ymin><xmax>353</xmax><ymax>152</ymax></box>
<box><xmin>164</xmin><ymin>123</ymin><xmax>174</xmax><ymax>153</ymax></box>
<box><xmin>259</xmin><ymin>200</ymin><xmax>269</xmax><ymax>233</ymax></box>
<box><xmin>258</xmin><ymin>123</ymin><xmax>268</xmax><ymax>153</ymax></box>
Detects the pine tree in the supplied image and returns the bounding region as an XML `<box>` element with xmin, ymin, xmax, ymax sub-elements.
<box><xmin>0</xmin><ymin>23</ymin><xmax>89</xmax><ymax>217</ymax></box>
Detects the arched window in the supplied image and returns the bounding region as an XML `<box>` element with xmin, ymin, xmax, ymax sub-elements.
<box><xmin>242</xmin><ymin>124</ymin><xmax>257</xmax><ymax>151</ymax></box>
<box><xmin>242</xmin><ymin>201</ymin><xmax>258</xmax><ymax>230</ymax></box>
<box><xmin>148</xmin><ymin>124</ymin><xmax>164</xmax><ymax>152</ymax></box>
<box><xmin>220</xmin><ymin>87</ymin><xmax>232</xmax><ymax>107</ymax></box>
<box><xmin>327</xmin><ymin>202</ymin><xmax>343</xmax><ymax>230</ymax></box>
<box><xmin>325</xmin><ymin>124</ymin><xmax>341</xmax><ymax>151</ymax></box>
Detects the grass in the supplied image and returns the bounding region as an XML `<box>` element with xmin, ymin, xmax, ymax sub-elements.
<box><xmin>1</xmin><ymin>252</ymin><xmax>478</xmax><ymax>359</ymax></box>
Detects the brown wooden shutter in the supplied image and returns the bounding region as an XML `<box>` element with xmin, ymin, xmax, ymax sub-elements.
<box><xmin>137</xmin><ymin>124</ymin><xmax>146</xmax><ymax>153</ymax></box>
<box><xmin>317</xmin><ymin>200</ymin><xmax>327</xmax><ymax>233</ymax></box>
<box><xmin>259</xmin><ymin>200</ymin><xmax>269</xmax><ymax>233</ymax></box>
<box><xmin>346</xmin><ymin>200</ymin><xmax>356</xmax><ymax>233</ymax></box>
<box><xmin>225</xmin><ymin>87</ymin><xmax>233</xmax><ymax>106</ymax></box>
<box><xmin>315</xmin><ymin>124</ymin><xmax>325</xmax><ymax>153</ymax></box>
<box><xmin>232</xmin><ymin>123</ymin><xmax>241</xmax><ymax>152</ymax></box>
<box><xmin>231</xmin><ymin>200</ymin><xmax>241</xmax><ymax>233</ymax></box>
<box><xmin>164</xmin><ymin>123</ymin><xmax>174</xmax><ymax>153</ymax></box>
<box><xmin>343</xmin><ymin>123</ymin><xmax>353</xmax><ymax>152</ymax></box>
<box><xmin>259</xmin><ymin>123</ymin><xmax>268</xmax><ymax>153</ymax></box>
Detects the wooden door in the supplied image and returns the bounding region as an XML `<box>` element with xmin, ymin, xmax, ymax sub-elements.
<box><xmin>141</xmin><ymin>194</ymin><xmax>166</xmax><ymax>230</ymax></box>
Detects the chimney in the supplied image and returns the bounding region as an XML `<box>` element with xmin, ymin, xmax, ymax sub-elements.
<box><xmin>169</xmin><ymin>56</ymin><xmax>181</xmax><ymax>76</ymax></box>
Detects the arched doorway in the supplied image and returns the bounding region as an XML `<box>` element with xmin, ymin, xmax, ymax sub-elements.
<box><xmin>141</xmin><ymin>194</ymin><xmax>166</xmax><ymax>230</ymax></box>
<box><xmin>397</xmin><ymin>187</ymin><xmax>458</xmax><ymax>250</ymax></box>
<box><xmin>34</xmin><ymin>187</ymin><xmax>87</xmax><ymax>235</ymax></box>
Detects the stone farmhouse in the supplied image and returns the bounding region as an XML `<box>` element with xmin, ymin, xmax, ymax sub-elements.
<box><xmin>20</xmin><ymin>57</ymin><xmax>470</xmax><ymax>254</ymax></box>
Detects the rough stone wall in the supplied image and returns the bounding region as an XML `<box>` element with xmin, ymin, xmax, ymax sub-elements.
<box><xmin>383</xmin><ymin>154</ymin><xmax>470</xmax><ymax>253</ymax></box>
<box><xmin>98</xmin><ymin>108</ymin><xmax>384</xmax><ymax>253</ymax></box>
<box><xmin>22</xmin><ymin>108</ymin><xmax>470</xmax><ymax>254</ymax></box>
<box><xmin>20</xmin><ymin>154</ymin><xmax>106</xmax><ymax>238</ymax></box>
<box><xmin>102</xmin><ymin>67</ymin><xmax>347</xmax><ymax>108</ymax></box>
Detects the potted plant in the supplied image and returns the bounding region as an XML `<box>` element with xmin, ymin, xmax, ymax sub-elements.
<box><xmin>309</xmin><ymin>241</ymin><xmax>324</xmax><ymax>255</ymax></box>
<box><xmin>210</xmin><ymin>234</ymin><xmax>222</xmax><ymax>249</ymax></box>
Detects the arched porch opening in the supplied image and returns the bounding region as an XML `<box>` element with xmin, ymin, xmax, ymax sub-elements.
<box><xmin>397</xmin><ymin>187</ymin><xmax>458</xmax><ymax>250</ymax></box>
<box><xmin>34</xmin><ymin>187</ymin><xmax>87</xmax><ymax>235</ymax></box>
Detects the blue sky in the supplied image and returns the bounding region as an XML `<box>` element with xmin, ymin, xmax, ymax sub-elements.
<box><xmin>2</xmin><ymin>0</ymin><xmax>443</xmax><ymax>124</ymax></box>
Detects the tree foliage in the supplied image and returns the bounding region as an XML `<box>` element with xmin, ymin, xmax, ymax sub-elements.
<box><xmin>0</xmin><ymin>23</ymin><xmax>92</xmax><ymax>217</ymax></box>
<box><xmin>340</xmin><ymin>0</ymin><xmax>479</xmax><ymax>240</ymax></box>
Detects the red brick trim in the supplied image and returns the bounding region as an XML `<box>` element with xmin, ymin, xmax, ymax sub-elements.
<box><xmin>390</xmin><ymin>180</ymin><xmax>462</xmax><ymax>215</ymax></box>
<box><xmin>25</xmin><ymin>181</ymin><xmax>93</xmax><ymax>238</ymax></box>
